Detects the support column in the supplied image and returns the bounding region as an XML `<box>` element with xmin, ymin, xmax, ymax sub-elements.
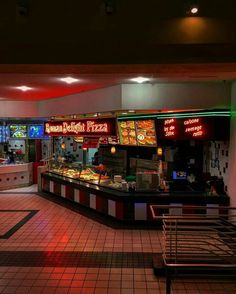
<box><xmin>228</xmin><ymin>82</ymin><xmax>236</xmax><ymax>207</ymax></box>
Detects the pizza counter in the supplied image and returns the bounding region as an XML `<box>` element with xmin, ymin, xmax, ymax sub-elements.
<box><xmin>40</xmin><ymin>110</ymin><xmax>231</xmax><ymax>224</ymax></box>
<box><xmin>40</xmin><ymin>171</ymin><xmax>229</xmax><ymax>223</ymax></box>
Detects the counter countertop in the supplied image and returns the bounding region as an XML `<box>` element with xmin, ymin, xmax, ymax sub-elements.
<box><xmin>42</xmin><ymin>172</ymin><xmax>229</xmax><ymax>203</ymax></box>
<box><xmin>0</xmin><ymin>163</ymin><xmax>32</xmax><ymax>174</ymax></box>
<box><xmin>0</xmin><ymin>163</ymin><xmax>28</xmax><ymax>167</ymax></box>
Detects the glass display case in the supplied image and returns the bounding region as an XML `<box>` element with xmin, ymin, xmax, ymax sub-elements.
<box><xmin>48</xmin><ymin>159</ymin><xmax>112</xmax><ymax>185</ymax></box>
<box><xmin>47</xmin><ymin>158</ymin><xmax>161</xmax><ymax>192</ymax></box>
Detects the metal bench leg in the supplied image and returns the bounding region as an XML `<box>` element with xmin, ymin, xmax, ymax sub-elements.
<box><xmin>166</xmin><ymin>268</ymin><xmax>171</xmax><ymax>294</ymax></box>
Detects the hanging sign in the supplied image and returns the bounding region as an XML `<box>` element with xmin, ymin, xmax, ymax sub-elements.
<box><xmin>158</xmin><ymin>116</ymin><xmax>229</xmax><ymax>140</ymax></box>
<box><xmin>44</xmin><ymin>118</ymin><xmax>116</xmax><ymax>137</ymax></box>
<box><xmin>82</xmin><ymin>137</ymin><xmax>99</xmax><ymax>149</ymax></box>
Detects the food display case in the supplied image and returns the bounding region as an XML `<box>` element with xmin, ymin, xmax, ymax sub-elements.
<box><xmin>47</xmin><ymin>157</ymin><xmax>161</xmax><ymax>192</ymax></box>
<box><xmin>48</xmin><ymin>160</ymin><xmax>112</xmax><ymax>186</ymax></box>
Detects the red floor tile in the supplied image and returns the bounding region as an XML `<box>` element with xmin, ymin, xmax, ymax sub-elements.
<box><xmin>0</xmin><ymin>188</ymin><xmax>235</xmax><ymax>294</ymax></box>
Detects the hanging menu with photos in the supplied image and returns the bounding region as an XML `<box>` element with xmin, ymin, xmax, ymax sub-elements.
<box><xmin>118</xmin><ymin>120</ymin><xmax>157</xmax><ymax>147</ymax></box>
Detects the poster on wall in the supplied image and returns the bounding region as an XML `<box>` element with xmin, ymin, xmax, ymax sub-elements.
<box><xmin>118</xmin><ymin>119</ymin><xmax>157</xmax><ymax>147</ymax></box>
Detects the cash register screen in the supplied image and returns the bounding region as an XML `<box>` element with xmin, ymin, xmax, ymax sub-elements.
<box><xmin>172</xmin><ymin>171</ymin><xmax>187</xmax><ymax>180</ymax></box>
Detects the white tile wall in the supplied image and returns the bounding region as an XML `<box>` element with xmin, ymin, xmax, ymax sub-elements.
<box><xmin>203</xmin><ymin>140</ymin><xmax>229</xmax><ymax>190</ymax></box>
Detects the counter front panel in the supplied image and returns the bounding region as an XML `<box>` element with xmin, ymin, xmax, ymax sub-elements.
<box><xmin>0</xmin><ymin>163</ymin><xmax>33</xmax><ymax>191</ymax></box>
<box><xmin>41</xmin><ymin>172</ymin><xmax>230</xmax><ymax>223</ymax></box>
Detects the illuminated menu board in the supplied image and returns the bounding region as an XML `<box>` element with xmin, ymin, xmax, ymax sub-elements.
<box><xmin>28</xmin><ymin>125</ymin><xmax>49</xmax><ymax>139</ymax></box>
<box><xmin>0</xmin><ymin>126</ymin><xmax>8</xmax><ymax>143</ymax></box>
<box><xmin>118</xmin><ymin>120</ymin><xmax>157</xmax><ymax>146</ymax></box>
<box><xmin>163</xmin><ymin>118</ymin><xmax>179</xmax><ymax>138</ymax></box>
<box><xmin>184</xmin><ymin>118</ymin><xmax>205</xmax><ymax>138</ymax></box>
<box><xmin>9</xmin><ymin>125</ymin><xmax>27</xmax><ymax>138</ymax></box>
<box><xmin>158</xmin><ymin>116</ymin><xmax>229</xmax><ymax>140</ymax></box>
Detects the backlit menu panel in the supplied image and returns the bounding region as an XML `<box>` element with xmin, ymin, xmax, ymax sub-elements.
<box><xmin>158</xmin><ymin>116</ymin><xmax>229</xmax><ymax>140</ymax></box>
<box><xmin>0</xmin><ymin>126</ymin><xmax>8</xmax><ymax>143</ymax></box>
<box><xmin>9</xmin><ymin>125</ymin><xmax>27</xmax><ymax>138</ymax></box>
<box><xmin>118</xmin><ymin>120</ymin><xmax>157</xmax><ymax>146</ymax></box>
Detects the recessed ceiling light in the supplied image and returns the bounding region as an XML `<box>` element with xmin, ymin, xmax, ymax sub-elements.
<box><xmin>128</xmin><ymin>110</ymin><xmax>135</xmax><ymax>113</ymax></box>
<box><xmin>130</xmin><ymin>77</ymin><xmax>150</xmax><ymax>84</ymax></box>
<box><xmin>60</xmin><ymin>77</ymin><xmax>79</xmax><ymax>84</ymax></box>
<box><xmin>16</xmin><ymin>85</ymin><xmax>32</xmax><ymax>92</ymax></box>
<box><xmin>186</xmin><ymin>2</ymin><xmax>199</xmax><ymax>15</ymax></box>
<box><xmin>190</xmin><ymin>6</ymin><xmax>198</xmax><ymax>14</ymax></box>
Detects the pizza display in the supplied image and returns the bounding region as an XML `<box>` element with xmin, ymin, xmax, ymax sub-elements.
<box><xmin>119</xmin><ymin>119</ymin><xmax>157</xmax><ymax>146</ymax></box>
<box><xmin>136</xmin><ymin>120</ymin><xmax>154</xmax><ymax>129</ymax></box>
<box><xmin>119</xmin><ymin>120</ymin><xmax>137</xmax><ymax>145</ymax></box>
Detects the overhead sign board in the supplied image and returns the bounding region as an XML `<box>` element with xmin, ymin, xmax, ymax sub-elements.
<box><xmin>44</xmin><ymin>118</ymin><xmax>116</xmax><ymax>137</ymax></box>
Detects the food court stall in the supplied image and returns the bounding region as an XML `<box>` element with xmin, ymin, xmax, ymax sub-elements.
<box><xmin>0</xmin><ymin>122</ymin><xmax>50</xmax><ymax>190</ymax></box>
<box><xmin>40</xmin><ymin>110</ymin><xmax>230</xmax><ymax>224</ymax></box>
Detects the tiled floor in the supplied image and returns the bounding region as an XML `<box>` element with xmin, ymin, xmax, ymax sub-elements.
<box><xmin>0</xmin><ymin>186</ymin><xmax>235</xmax><ymax>293</ymax></box>
<box><xmin>0</xmin><ymin>212</ymin><xmax>29</xmax><ymax>236</ymax></box>
<box><xmin>1</xmin><ymin>185</ymin><xmax>38</xmax><ymax>193</ymax></box>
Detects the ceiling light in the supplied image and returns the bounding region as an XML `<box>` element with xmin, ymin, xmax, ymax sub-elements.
<box><xmin>190</xmin><ymin>6</ymin><xmax>198</xmax><ymax>14</ymax></box>
<box><xmin>16</xmin><ymin>86</ymin><xmax>32</xmax><ymax>91</ymax></box>
<box><xmin>186</xmin><ymin>2</ymin><xmax>199</xmax><ymax>15</ymax></box>
<box><xmin>130</xmin><ymin>77</ymin><xmax>150</xmax><ymax>84</ymax></box>
<box><xmin>122</xmin><ymin>112</ymin><xmax>128</xmax><ymax>115</ymax></box>
<box><xmin>128</xmin><ymin>110</ymin><xmax>135</xmax><ymax>113</ymax></box>
<box><xmin>60</xmin><ymin>77</ymin><xmax>79</xmax><ymax>84</ymax></box>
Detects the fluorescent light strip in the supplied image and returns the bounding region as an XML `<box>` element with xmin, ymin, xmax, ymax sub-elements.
<box><xmin>157</xmin><ymin>112</ymin><xmax>230</xmax><ymax>118</ymax></box>
<box><xmin>118</xmin><ymin>115</ymin><xmax>157</xmax><ymax>120</ymax></box>
<box><xmin>156</xmin><ymin>113</ymin><xmax>230</xmax><ymax>119</ymax></box>
<box><xmin>117</xmin><ymin>111</ymin><xmax>230</xmax><ymax>120</ymax></box>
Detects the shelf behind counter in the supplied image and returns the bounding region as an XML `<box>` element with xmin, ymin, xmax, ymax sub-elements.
<box><xmin>40</xmin><ymin>171</ymin><xmax>230</xmax><ymax>224</ymax></box>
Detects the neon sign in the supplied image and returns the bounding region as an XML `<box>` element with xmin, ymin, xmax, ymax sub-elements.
<box><xmin>183</xmin><ymin>118</ymin><xmax>203</xmax><ymax>138</ymax></box>
<box><xmin>183</xmin><ymin>118</ymin><xmax>199</xmax><ymax>125</ymax></box>
<box><xmin>158</xmin><ymin>116</ymin><xmax>219</xmax><ymax>140</ymax></box>
<box><xmin>44</xmin><ymin>118</ymin><xmax>116</xmax><ymax>137</ymax></box>
<box><xmin>164</xmin><ymin>118</ymin><xmax>176</xmax><ymax>137</ymax></box>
